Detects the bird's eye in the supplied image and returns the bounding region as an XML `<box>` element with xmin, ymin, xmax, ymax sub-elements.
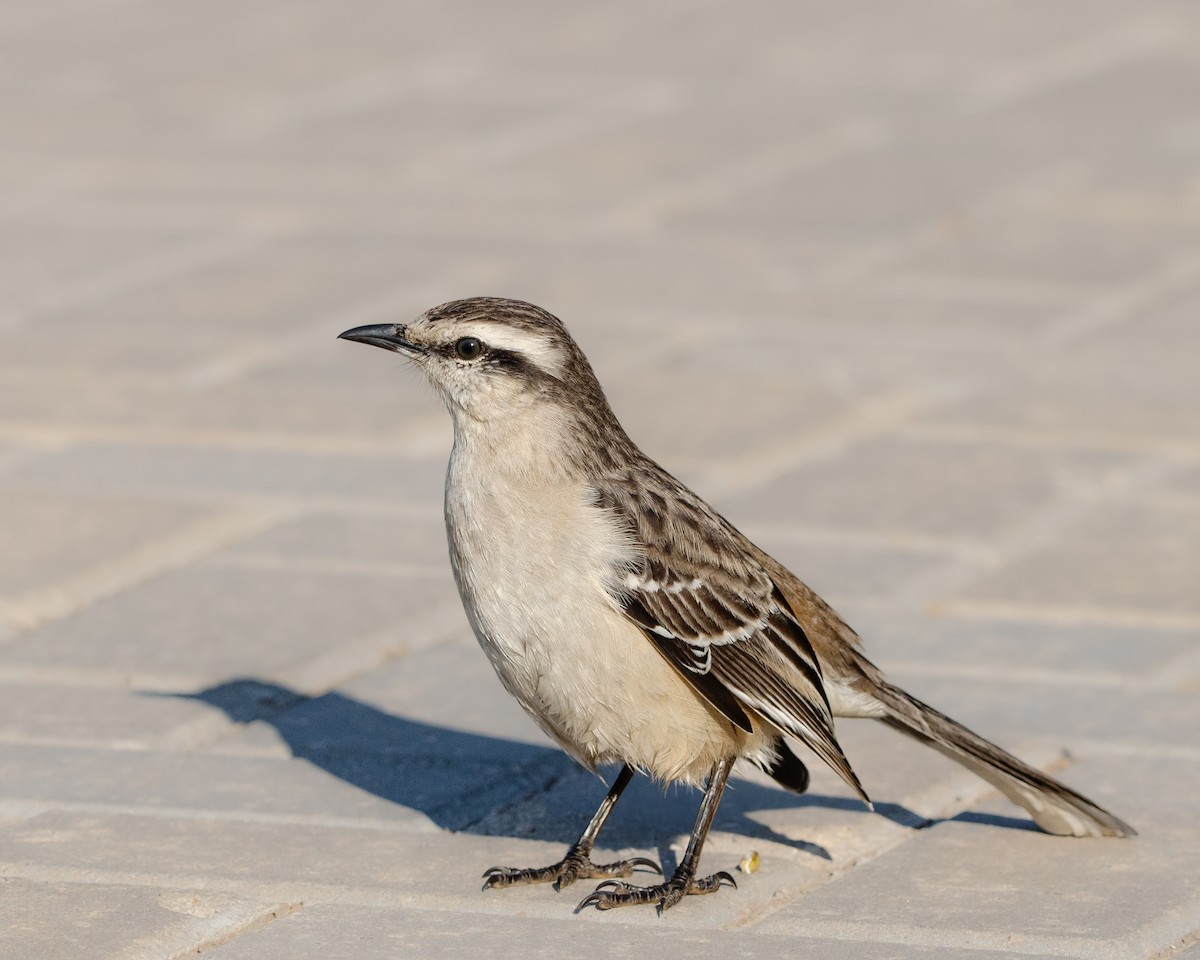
<box><xmin>454</xmin><ymin>337</ymin><xmax>484</xmax><ymax>361</ymax></box>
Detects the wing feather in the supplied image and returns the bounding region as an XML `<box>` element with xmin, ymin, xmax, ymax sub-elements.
<box><xmin>625</xmin><ymin>594</ymin><xmax>753</xmax><ymax>731</ymax></box>
<box><xmin>598</xmin><ymin>472</ymin><xmax>868</xmax><ymax>802</ymax></box>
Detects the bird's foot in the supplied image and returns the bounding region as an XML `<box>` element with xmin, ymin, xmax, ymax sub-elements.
<box><xmin>483</xmin><ymin>842</ymin><xmax>661</xmax><ymax>892</ymax></box>
<box><xmin>576</xmin><ymin>868</ymin><xmax>736</xmax><ymax>913</ymax></box>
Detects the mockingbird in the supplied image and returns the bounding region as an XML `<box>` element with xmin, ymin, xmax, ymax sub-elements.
<box><xmin>339</xmin><ymin>297</ymin><xmax>1133</xmax><ymax>913</ymax></box>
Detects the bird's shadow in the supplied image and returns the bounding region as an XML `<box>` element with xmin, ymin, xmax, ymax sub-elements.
<box><xmin>154</xmin><ymin>679</ymin><xmax>1031</xmax><ymax>867</ymax></box>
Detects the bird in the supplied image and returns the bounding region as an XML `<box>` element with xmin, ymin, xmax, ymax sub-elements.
<box><xmin>338</xmin><ymin>296</ymin><xmax>1134</xmax><ymax>913</ymax></box>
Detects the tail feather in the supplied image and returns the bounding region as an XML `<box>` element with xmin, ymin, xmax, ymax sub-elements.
<box><xmin>757</xmin><ymin>738</ymin><xmax>811</xmax><ymax>795</ymax></box>
<box><xmin>871</xmin><ymin>680</ymin><xmax>1135</xmax><ymax>838</ymax></box>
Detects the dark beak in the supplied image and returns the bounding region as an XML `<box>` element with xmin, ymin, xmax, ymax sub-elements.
<box><xmin>337</xmin><ymin>323</ymin><xmax>422</xmax><ymax>354</ymax></box>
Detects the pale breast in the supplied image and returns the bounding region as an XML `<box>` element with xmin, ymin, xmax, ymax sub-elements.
<box><xmin>443</xmin><ymin>440</ymin><xmax>747</xmax><ymax>781</ymax></box>
<box><xmin>444</xmin><ymin>448</ymin><xmax>632</xmax><ymax>687</ymax></box>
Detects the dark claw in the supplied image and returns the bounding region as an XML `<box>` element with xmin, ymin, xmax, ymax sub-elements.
<box><xmin>576</xmin><ymin>891</ymin><xmax>609</xmax><ymax>911</ymax></box>
<box><xmin>626</xmin><ymin>857</ymin><xmax>663</xmax><ymax>875</ymax></box>
<box><xmin>482</xmin><ymin>867</ymin><xmax>504</xmax><ymax>878</ymax></box>
<box><xmin>592</xmin><ymin>879</ymin><xmax>631</xmax><ymax>893</ymax></box>
<box><xmin>714</xmin><ymin>870</ymin><xmax>737</xmax><ymax>889</ymax></box>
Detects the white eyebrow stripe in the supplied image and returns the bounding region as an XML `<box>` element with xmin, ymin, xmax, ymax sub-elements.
<box><xmin>454</xmin><ymin>322</ymin><xmax>568</xmax><ymax>378</ymax></box>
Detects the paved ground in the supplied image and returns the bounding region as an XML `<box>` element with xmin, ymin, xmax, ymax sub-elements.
<box><xmin>3</xmin><ymin>1</ymin><xmax>1199</xmax><ymax>957</ymax></box>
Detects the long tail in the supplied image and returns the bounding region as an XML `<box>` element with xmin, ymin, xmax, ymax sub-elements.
<box><xmin>870</xmin><ymin>679</ymin><xmax>1135</xmax><ymax>838</ymax></box>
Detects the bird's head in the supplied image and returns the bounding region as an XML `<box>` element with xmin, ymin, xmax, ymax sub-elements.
<box><xmin>338</xmin><ymin>297</ymin><xmax>607</xmax><ymax>428</ymax></box>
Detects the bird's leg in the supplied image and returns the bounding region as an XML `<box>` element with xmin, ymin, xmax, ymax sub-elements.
<box><xmin>483</xmin><ymin>764</ymin><xmax>661</xmax><ymax>891</ymax></box>
<box><xmin>577</xmin><ymin>756</ymin><xmax>737</xmax><ymax>912</ymax></box>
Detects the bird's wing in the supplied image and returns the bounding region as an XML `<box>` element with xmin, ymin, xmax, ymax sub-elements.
<box><xmin>595</xmin><ymin>471</ymin><xmax>868</xmax><ymax>801</ymax></box>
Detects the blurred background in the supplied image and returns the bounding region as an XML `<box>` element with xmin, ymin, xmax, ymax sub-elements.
<box><xmin>2</xmin><ymin>1</ymin><xmax>1199</xmax><ymax>956</ymax></box>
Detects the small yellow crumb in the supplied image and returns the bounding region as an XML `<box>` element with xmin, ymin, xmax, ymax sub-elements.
<box><xmin>737</xmin><ymin>851</ymin><xmax>760</xmax><ymax>874</ymax></box>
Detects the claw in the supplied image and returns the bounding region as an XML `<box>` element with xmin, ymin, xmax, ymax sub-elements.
<box><xmin>714</xmin><ymin>871</ymin><xmax>737</xmax><ymax>889</ymax></box>
<box><xmin>482</xmin><ymin>872</ymin><xmax>511</xmax><ymax>891</ymax></box>
<box><xmin>626</xmin><ymin>857</ymin><xmax>663</xmax><ymax>875</ymax></box>
<box><xmin>576</xmin><ymin>891</ymin><xmax>609</xmax><ymax>912</ymax></box>
<box><xmin>482</xmin><ymin>867</ymin><xmax>504</xmax><ymax>878</ymax></box>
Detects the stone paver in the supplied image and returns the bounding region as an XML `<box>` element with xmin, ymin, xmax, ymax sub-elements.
<box><xmin>2</xmin><ymin>1</ymin><xmax>1198</xmax><ymax>957</ymax></box>
<box><xmin>755</xmin><ymin>755</ymin><xmax>1200</xmax><ymax>960</ymax></box>
<box><xmin>0</xmin><ymin>493</ymin><xmax>217</xmax><ymax>598</ymax></box>
<box><xmin>199</xmin><ymin>904</ymin><xmax>1074</xmax><ymax>960</ymax></box>
<box><xmin>0</xmin><ymin>881</ymin><xmax>283</xmax><ymax>960</ymax></box>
